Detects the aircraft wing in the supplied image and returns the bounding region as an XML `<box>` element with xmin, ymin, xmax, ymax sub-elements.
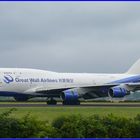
<box><xmin>33</xmin><ymin>83</ymin><xmax>117</xmax><ymax>93</ymax></box>
<box><xmin>35</xmin><ymin>83</ymin><xmax>118</xmax><ymax>92</ymax></box>
<box><xmin>25</xmin><ymin>82</ymin><xmax>140</xmax><ymax>99</ymax></box>
<box><xmin>125</xmin><ymin>82</ymin><xmax>140</xmax><ymax>91</ymax></box>
<box><xmin>24</xmin><ymin>83</ymin><xmax>118</xmax><ymax>99</ymax></box>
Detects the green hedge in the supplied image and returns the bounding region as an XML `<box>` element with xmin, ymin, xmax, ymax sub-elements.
<box><xmin>0</xmin><ymin>108</ymin><xmax>140</xmax><ymax>138</ymax></box>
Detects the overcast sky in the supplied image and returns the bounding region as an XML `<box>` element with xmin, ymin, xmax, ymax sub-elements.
<box><xmin>0</xmin><ymin>2</ymin><xmax>140</xmax><ymax>73</ymax></box>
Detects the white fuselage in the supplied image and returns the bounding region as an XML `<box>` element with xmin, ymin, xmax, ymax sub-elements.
<box><xmin>0</xmin><ymin>68</ymin><xmax>134</xmax><ymax>95</ymax></box>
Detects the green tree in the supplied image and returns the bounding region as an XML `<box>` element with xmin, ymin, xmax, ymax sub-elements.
<box><xmin>52</xmin><ymin>114</ymin><xmax>86</xmax><ymax>138</ymax></box>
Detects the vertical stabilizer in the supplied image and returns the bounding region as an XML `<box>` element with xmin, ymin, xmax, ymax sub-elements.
<box><xmin>127</xmin><ymin>59</ymin><xmax>140</xmax><ymax>74</ymax></box>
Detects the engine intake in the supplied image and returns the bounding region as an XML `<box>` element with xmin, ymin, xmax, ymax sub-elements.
<box><xmin>61</xmin><ymin>90</ymin><xmax>79</xmax><ymax>105</ymax></box>
<box><xmin>109</xmin><ymin>86</ymin><xmax>130</xmax><ymax>98</ymax></box>
<box><xmin>62</xmin><ymin>90</ymin><xmax>78</xmax><ymax>101</ymax></box>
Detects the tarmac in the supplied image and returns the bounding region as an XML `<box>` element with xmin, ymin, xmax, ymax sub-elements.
<box><xmin>0</xmin><ymin>103</ymin><xmax>140</xmax><ymax>107</ymax></box>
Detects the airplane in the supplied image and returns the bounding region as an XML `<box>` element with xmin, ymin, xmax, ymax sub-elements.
<box><xmin>0</xmin><ymin>58</ymin><xmax>140</xmax><ymax>105</ymax></box>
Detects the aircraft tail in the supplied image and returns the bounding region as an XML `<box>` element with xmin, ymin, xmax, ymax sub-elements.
<box><xmin>127</xmin><ymin>58</ymin><xmax>140</xmax><ymax>74</ymax></box>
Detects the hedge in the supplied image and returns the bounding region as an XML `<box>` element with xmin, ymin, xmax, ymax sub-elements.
<box><xmin>0</xmin><ymin>108</ymin><xmax>140</xmax><ymax>138</ymax></box>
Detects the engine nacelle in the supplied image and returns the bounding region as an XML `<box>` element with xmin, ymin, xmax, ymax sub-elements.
<box><xmin>109</xmin><ymin>86</ymin><xmax>130</xmax><ymax>98</ymax></box>
<box><xmin>61</xmin><ymin>90</ymin><xmax>79</xmax><ymax>105</ymax></box>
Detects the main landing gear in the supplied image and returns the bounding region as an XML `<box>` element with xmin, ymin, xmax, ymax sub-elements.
<box><xmin>46</xmin><ymin>98</ymin><xmax>57</xmax><ymax>105</ymax></box>
<box><xmin>62</xmin><ymin>100</ymin><xmax>80</xmax><ymax>105</ymax></box>
<box><xmin>46</xmin><ymin>98</ymin><xmax>80</xmax><ymax>105</ymax></box>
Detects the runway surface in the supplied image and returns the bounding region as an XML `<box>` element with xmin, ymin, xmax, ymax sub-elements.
<box><xmin>0</xmin><ymin>103</ymin><xmax>140</xmax><ymax>107</ymax></box>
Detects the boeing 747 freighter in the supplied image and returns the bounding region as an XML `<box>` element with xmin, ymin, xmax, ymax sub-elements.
<box><xmin>1</xmin><ymin>59</ymin><xmax>140</xmax><ymax>105</ymax></box>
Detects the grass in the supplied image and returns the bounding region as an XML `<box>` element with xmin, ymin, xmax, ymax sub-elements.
<box><xmin>0</xmin><ymin>107</ymin><xmax>139</xmax><ymax>122</ymax></box>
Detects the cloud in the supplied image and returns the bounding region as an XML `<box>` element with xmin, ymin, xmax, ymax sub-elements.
<box><xmin>0</xmin><ymin>2</ymin><xmax>140</xmax><ymax>73</ymax></box>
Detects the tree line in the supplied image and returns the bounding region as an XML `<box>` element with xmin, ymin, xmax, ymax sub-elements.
<box><xmin>0</xmin><ymin>108</ymin><xmax>140</xmax><ymax>138</ymax></box>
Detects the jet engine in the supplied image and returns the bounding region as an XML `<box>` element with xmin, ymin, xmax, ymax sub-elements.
<box><xmin>61</xmin><ymin>90</ymin><xmax>80</xmax><ymax>105</ymax></box>
<box><xmin>109</xmin><ymin>86</ymin><xmax>130</xmax><ymax>98</ymax></box>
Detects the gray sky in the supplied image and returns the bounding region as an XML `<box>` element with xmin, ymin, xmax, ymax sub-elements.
<box><xmin>0</xmin><ymin>2</ymin><xmax>140</xmax><ymax>73</ymax></box>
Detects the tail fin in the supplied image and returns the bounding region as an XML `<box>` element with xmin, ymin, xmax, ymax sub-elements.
<box><xmin>127</xmin><ymin>58</ymin><xmax>140</xmax><ymax>74</ymax></box>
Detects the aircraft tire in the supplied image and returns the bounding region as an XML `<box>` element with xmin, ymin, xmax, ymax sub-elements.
<box><xmin>47</xmin><ymin>99</ymin><xmax>57</xmax><ymax>105</ymax></box>
<box><xmin>62</xmin><ymin>100</ymin><xmax>80</xmax><ymax>105</ymax></box>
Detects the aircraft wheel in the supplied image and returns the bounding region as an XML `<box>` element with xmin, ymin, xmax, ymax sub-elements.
<box><xmin>62</xmin><ymin>100</ymin><xmax>80</xmax><ymax>105</ymax></box>
<box><xmin>47</xmin><ymin>99</ymin><xmax>57</xmax><ymax>105</ymax></box>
